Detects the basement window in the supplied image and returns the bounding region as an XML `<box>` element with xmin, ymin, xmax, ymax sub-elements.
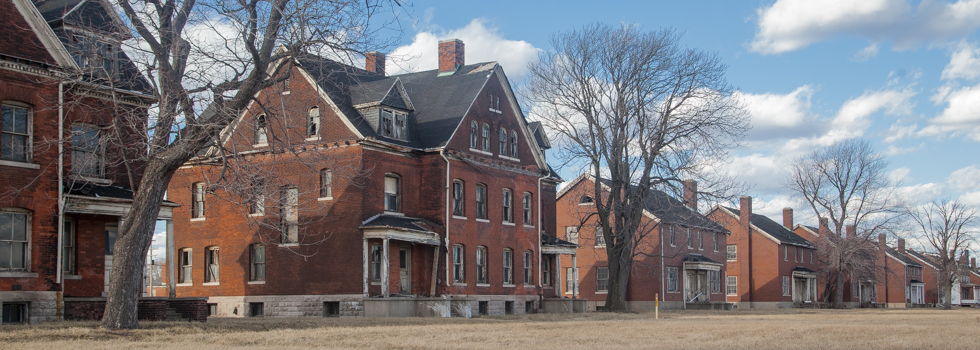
<box><xmin>478</xmin><ymin>301</ymin><xmax>488</xmax><ymax>315</ymax></box>
<box><xmin>249</xmin><ymin>302</ymin><xmax>264</xmax><ymax>317</ymax></box>
<box><xmin>505</xmin><ymin>301</ymin><xmax>514</xmax><ymax>315</ymax></box>
<box><xmin>1</xmin><ymin>302</ymin><xmax>28</xmax><ymax>323</ymax></box>
<box><xmin>324</xmin><ymin>301</ymin><xmax>340</xmax><ymax>317</ymax></box>
<box><xmin>525</xmin><ymin>301</ymin><xmax>534</xmax><ymax>314</ymax></box>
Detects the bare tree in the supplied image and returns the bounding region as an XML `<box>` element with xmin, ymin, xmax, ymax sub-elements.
<box><xmin>786</xmin><ymin>138</ymin><xmax>905</xmax><ymax>308</ymax></box>
<box><xmin>96</xmin><ymin>0</ymin><xmax>400</xmax><ymax>329</ymax></box>
<box><xmin>908</xmin><ymin>198</ymin><xmax>978</xmax><ymax>309</ymax></box>
<box><xmin>524</xmin><ymin>23</ymin><xmax>748</xmax><ymax>311</ymax></box>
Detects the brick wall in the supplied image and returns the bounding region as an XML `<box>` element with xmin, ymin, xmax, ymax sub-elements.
<box><xmin>65</xmin><ymin>297</ymin><xmax>207</xmax><ymax>322</ymax></box>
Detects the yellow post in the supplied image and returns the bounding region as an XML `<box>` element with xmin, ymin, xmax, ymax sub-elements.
<box><xmin>655</xmin><ymin>293</ymin><xmax>659</xmax><ymax>319</ymax></box>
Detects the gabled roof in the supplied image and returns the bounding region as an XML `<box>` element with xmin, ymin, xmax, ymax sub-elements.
<box><xmin>557</xmin><ymin>174</ymin><xmax>726</xmax><ymax>233</ymax></box>
<box><xmin>541</xmin><ymin>233</ymin><xmax>576</xmax><ymax>247</ymax></box>
<box><xmin>906</xmin><ymin>249</ymin><xmax>940</xmax><ymax>270</ymax></box>
<box><xmin>359</xmin><ymin>214</ymin><xmax>439</xmax><ymax>234</ymax></box>
<box><xmin>295</xmin><ymin>56</ymin><xmax>499</xmax><ymax>150</ymax></box>
<box><xmin>720</xmin><ymin>206</ymin><xmax>815</xmax><ymax>248</ymax></box>
<box><xmin>34</xmin><ymin>0</ymin><xmax>127</xmax><ymax>36</ymax></box>
<box><xmin>683</xmin><ymin>254</ymin><xmax>722</xmax><ymax>265</ymax></box>
<box><xmin>885</xmin><ymin>246</ymin><xmax>922</xmax><ymax>267</ymax></box>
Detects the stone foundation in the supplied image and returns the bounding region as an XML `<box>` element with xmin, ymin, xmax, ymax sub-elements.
<box><xmin>0</xmin><ymin>291</ymin><xmax>58</xmax><ymax>324</ymax></box>
<box><xmin>207</xmin><ymin>294</ymin><xmax>365</xmax><ymax>318</ymax></box>
<box><xmin>63</xmin><ymin>297</ymin><xmax>208</xmax><ymax>322</ymax></box>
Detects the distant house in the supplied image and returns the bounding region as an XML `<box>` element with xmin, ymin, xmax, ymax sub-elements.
<box><xmin>707</xmin><ymin>202</ymin><xmax>819</xmax><ymax>308</ymax></box>
<box><xmin>880</xmin><ymin>237</ymin><xmax>925</xmax><ymax>308</ymax></box>
<box><xmin>556</xmin><ymin>175</ymin><xmax>730</xmax><ymax>311</ymax></box>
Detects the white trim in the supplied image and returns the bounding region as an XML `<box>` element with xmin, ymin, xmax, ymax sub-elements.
<box><xmin>452</xmin><ymin>283</ymin><xmax>468</xmax><ymax>287</ymax></box>
<box><xmin>476</xmin><ymin>218</ymin><xmax>490</xmax><ymax>223</ymax></box>
<box><xmin>190</xmin><ymin>217</ymin><xmax>206</xmax><ymax>222</ymax></box>
<box><xmin>247</xmin><ymin>281</ymin><xmax>266</xmax><ymax>285</ymax></box>
<box><xmin>0</xmin><ymin>160</ymin><xmax>40</xmax><ymax>169</ymax></box>
<box><xmin>452</xmin><ymin>215</ymin><xmax>468</xmax><ymax>220</ymax></box>
<box><xmin>0</xmin><ymin>272</ymin><xmax>38</xmax><ymax>278</ymax></box>
<box><xmin>503</xmin><ymin>222</ymin><xmax>515</xmax><ymax>226</ymax></box>
<box><xmin>502</xmin><ymin>284</ymin><xmax>516</xmax><ymax>288</ymax></box>
<box><xmin>10</xmin><ymin>0</ymin><xmax>78</xmax><ymax>68</ymax></box>
<box><xmin>476</xmin><ymin>283</ymin><xmax>490</xmax><ymax>287</ymax></box>
<box><xmin>203</xmin><ymin>282</ymin><xmax>220</xmax><ymax>286</ymax></box>
<box><xmin>498</xmin><ymin>154</ymin><xmax>520</xmax><ymax>162</ymax></box>
<box><xmin>468</xmin><ymin>148</ymin><xmax>493</xmax><ymax>156</ymax></box>
<box><xmin>317</xmin><ymin>197</ymin><xmax>334</xmax><ymax>202</ymax></box>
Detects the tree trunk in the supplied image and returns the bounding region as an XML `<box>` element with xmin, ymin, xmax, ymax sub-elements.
<box><xmin>832</xmin><ymin>267</ymin><xmax>846</xmax><ymax>309</ymax></box>
<box><xmin>101</xmin><ymin>161</ymin><xmax>177</xmax><ymax>329</ymax></box>
<box><xmin>604</xmin><ymin>249</ymin><xmax>631</xmax><ymax>311</ymax></box>
<box><xmin>944</xmin><ymin>279</ymin><xmax>953</xmax><ymax>310</ymax></box>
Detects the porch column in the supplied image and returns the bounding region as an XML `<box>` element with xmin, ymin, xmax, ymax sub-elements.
<box><xmin>556</xmin><ymin>255</ymin><xmax>563</xmax><ymax>295</ymax></box>
<box><xmin>362</xmin><ymin>238</ymin><xmax>369</xmax><ymax>296</ymax></box>
<box><xmin>166</xmin><ymin>219</ymin><xmax>175</xmax><ymax>298</ymax></box>
<box><xmin>792</xmin><ymin>276</ymin><xmax>796</xmax><ymax>302</ymax></box>
<box><xmin>572</xmin><ymin>255</ymin><xmax>578</xmax><ymax>300</ymax></box>
<box><xmin>382</xmin><ymin>237</ymin><xmax>390</xmax><ymax>298</ymax></box>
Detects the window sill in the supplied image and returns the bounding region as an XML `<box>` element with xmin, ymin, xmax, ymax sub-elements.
<box><xmin>502</xmin><ymin>222</ymin><xmax>515</xmax><ymax>226</ymax></box>
<box><xmin>543</xmin><ymin>286</ymin><xmax>553</xmax><ymax>289</ymax></box>
<box><xmin>578</xmin><ymin>203</ymin><xmax>594</xmax><ymax>206</ymax></box>
<box><xmin>278</xmin><ymin>243</ymin><xmax>299</xmax><ymax>248</ymax></box>
<box><xmin>70</xmin><ymin>175</ymin><xmax>111</xmax><ymax>185</ymax></box>
<box><xmin>318</xmin><ymin>197</ymin><xmax>333</xmax><ymax>202</ymax></box>
<box><xmin>595</xmin><ymin>291</ymin><xmax>608</xmax><ymax>294</ymax></box>
<box><xmin>475</xmin><ymin>218</ymin><xmax>490</xmax><ymax>223</ymax></box>
<box><xmin>489</xmin><ymin>108</ymin><xmax>502</xmax><ymax>114</ymax></box>
<box><xmin>502</xmin><ymin>284</ymin><xmax>516</xmax><ymax>288</ymax></box>
<box><xmin>476</xmin><ymin>283</ymin><xmax>490</xmax><ymax>287</ymax></box>
<box><xmin>594</xmin><ymin>245</ymin><xmax>606</xmax><ymax>249</ymax></box>
<box><xmin>384</xmin><ymin>211</ymin><xmax>404</xmax><ymax>216</ymax></box>
<box><xmin>523</xmin><ymin>225</ymin><xmax>535</xmax><ymax>229</ymax></box>
<box><xmin>666</xmin><ymin>291</ymin><xmax>680</xmax><ymax>293</ymax></box>
<box><xmin>176</xmin><ymin>283</ymin><xmax>193</xmax><ymax>287</ymax></box>
<box><xmin>305</xmin><ymin>136</ymin><xmax>320</xmax><ymax>142</ymax></box>
<box><xmin>0</xmin><ymin>272</ymin><xmax>38</xmax><ymax>278</ymax></box>
<box><xmin>452</xmin><ymin>215</ymin><xmax>467</xmax><ymax>220</ymax></box>
<box><xmin>190</xmin><ymin>218</ymin><xmax>206</xmax><ymax>222</ymax></box>
<box><xmin>452</xmin><ymin>283</ymin><xmax>467</xmax><ymax>287</ymax></box>
<box><xmin>468</xmin><ymin>148</ymin><xmax>493</xmax><ymax>156</ymax></box>
<box><xmin>282</xmin><ymin>91</ymin><xmax>291</xmax><ymax>95</ymax></box>
<box><xmin>203</xmin><ymin>282</ymin><xmax>220</xmax><ymax>286</ymax></box>
<box><xmin>498</xmin><ymin>155</ymin><xmax>520</xmax><ymax>162</ymax></box>
<box><xmin>247</xmin><ymin>281</ymin><xmax>265</xmax><ymax>285</ymax></box>
<box><xmin>524</xmin><ymin>284</ymin><xmax>536</xmax><ymax>289</ymax></box>
<box><xmin>0</xmin><ymin>160</ymin><xmax>40</xmax><ymax>169</ymax></box>
<box><xmin>253</xmin><ymin>143</ymin><xmax>269</xmax><ymax>148</ymax></box>
<box><xmin>371</xmin><ymin>282</ymin><xmax>381</xmax><ymax>286</ymax></box>
<box><xmin>248</xmin><ymin>213</ymin><xmax>264</xmax><ymax>217</ymax></box>
<box><xmin>63</xmin><ymin>274</ymin><xmax>82</xmax><ymax>280</ymax></box>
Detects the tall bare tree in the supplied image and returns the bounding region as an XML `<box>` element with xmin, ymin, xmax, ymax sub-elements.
<box><xmin>786</xmin><ymin>138</ymin><xmax>904</xmax><ymax>308</ymax></box>
<box><xmin>98</xmin><ymin>0</ymin><xmax>400</xmax><ymax>329</ymax></box>
<box><xmin>908</xmin><ymin>198</ymin><xmax>978</xmax><ymax>309</ymax></box>
<box><xmin>524</xmin><ymin>23</ymin><xmax>748</xmax><ymax>311</ymax></box>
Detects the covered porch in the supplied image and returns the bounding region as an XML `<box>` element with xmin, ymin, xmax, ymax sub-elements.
<box><xmin>541</xmin><ymin>233</ymin><xmax>585</xmax><ymax>313</ymax></box>
<box><xmin>682</xmin><ymin>254</ymin><xmax>723</xmax><ymax>305</ymax></box>
<box><xmin>359</xmin><ymin>214</ymin><xmax>441</xmax><ymax>300</ymax></box>
<box><xmin>791</xmin><ymin>267</ymin><xmax>818</xmax><ymax>304</ymax></box>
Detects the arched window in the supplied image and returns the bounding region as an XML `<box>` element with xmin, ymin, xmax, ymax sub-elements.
<box><xmin>307</xmin><ymin>106</ymin><xmax>320</xmax><ymax>138</ymax></box>
<box><xmin>476</xmin><ymin>246</ymin><xmax>488</xmax><ymax>284</ymax></box>
<box><xmin>502</xmin><ymin>188</ymin><xmax>513</xmax><ymax>223</ymax></box>
<box><xmin>475</xmin><ymin>183</ymin><xmax>487</xmax><ymax>219</ymax></box>
<box><xmin>452</xmin><ymin>179</ymin><xmax>464</xmax><ymax>217</ymax></box>
<box><xmin>499</xmin><ymin>127</ymin><xmax>507</xmax><ymax>154</ymax></box>
<box><xmin>469</xmin><ymin>121</ymin><xmax>478</xmax><ymax>149</ymax></box>
<box><xmin>579</xmin><ymin>195</ymin><xmax>594</xmax><ymax>204</ymax></box>
<box><xmin>319</xmin><ymin>168</ymin><xmax>332</xmax><ymax>199</ymax></box>
<box><xmin>453</xmin><ymin>244</ymin><xmax>465</xmax><ymax>283</ymax></box>
<box><xmin>481</xmin><ymin>123</ymin><xmax>490</xmax><ymax>151</ymax></box>
<box><xmin>502</xmin><ymin>248</ymin><xmax>513</xmax><ymax>285</ymax></box>
<box><xmin>510</xmin><ymin>130</ymin><xmax>518</xmax><ymax>158</ymax></box>
<box><xmin>254</xmin><ymin>114</ymin><xmax>268</xmax><ymax>145</ymax></box>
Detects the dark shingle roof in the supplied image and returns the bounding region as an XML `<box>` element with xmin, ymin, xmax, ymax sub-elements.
<box><xmin>724</xmin><ymin>207</ymin><xmax>814</xmax><ymax>248</ymax></box>
<box><xmin>66</xmin><ymin>182</ymin><xmax>177</xmax><ymax>205</ymax></box>
<box><xmin>542</xmin><ymin>233</ymin><xmax>576</xmax><ymax>247</ymax></box>
<box><xmin>906</xmin><ymin>250</ymin><xmax>940</xmax><ymax>269</ymax></box>
<box><xmin>594</xmin><ymin>179</ymin><xmax>726</xmax><ymax>232</ymax></box>
<box><xmin>793</xmin><ymin>266</ymin><xmax>816</xmax><ymax>274</ymax></box>
<box><xmin>296</xmin><ymin>56</ymin><xmax>498</xmax><ymax>149</ymax></box>
<box><xmin>886</xmin><ymin>246</ymin><xmax>922</xmax><ymax>267</ymax></box>
<box><xmin>360</xmin><ymin>214</ymin><xmax>436</xmax><ymax>233</ymax></box>
<box><xmin>35</xmin><ymin>0</ymin><xmax>118</xmax><ymax>34</ymax></box>
<box><xmin>683</xmin><ymin>254</ymin><xmax>722</xmax><ymax>265</ymax></box>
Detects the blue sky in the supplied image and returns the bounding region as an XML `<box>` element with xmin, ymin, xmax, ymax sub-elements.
<box><xmin>153</xmin><ymin>0</ymin><xmax>980</xmax><ymax>255</ymax></box>
<box><xmin>382</xmin><ymin>0</ymin><xmax>980</xmax><ymax>221</ymax></box>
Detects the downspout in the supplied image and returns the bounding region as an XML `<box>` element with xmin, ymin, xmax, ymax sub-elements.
<box><xmin>660</xmin><ymin>225</ymin><xmax>665</xmax><ymax>304</ymax></box>
<box><xmin>537</xmin><ymin>175</ymin><xmax>543</xmax><ymax>288</ymax></box>
<box><xmin>56</xmin><ymin>81</ymin><xmax>65</xmax><ymax>318</ymax></box>
<box><xmin>440</xmin><ymin>149</ymin><xmax>451</xmax><ymax>288</ymax></box>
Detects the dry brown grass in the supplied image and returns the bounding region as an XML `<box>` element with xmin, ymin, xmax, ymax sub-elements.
<box><xmin>1</xmin><ymin>308</ymin><xmax>978</xmax><ymax>349</ymax></box>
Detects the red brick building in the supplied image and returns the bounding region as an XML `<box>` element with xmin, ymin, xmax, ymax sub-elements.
<box><xmin>168</xmin><ymin>39</ymin><xmax>568</xmax><ymax>317</ymax></box>
<box><xmin>556</xmin><ymin>174</ymin><xmax>730</xmax><ymax>311</ymax></box>
<box><xmin>1</xmin><ymin>0</ymin><xmax>174</xmax><ymax>324</ymax></box>
<box><xmin>708</xmin><ymin>200</ymin><xmax>819</xmax><ymax>308</ymax></box>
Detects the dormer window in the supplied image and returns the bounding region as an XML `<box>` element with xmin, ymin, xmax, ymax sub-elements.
<box><xmin>380</xmin><ymin>109</ymin><xmax>407</xmax><ymax>141</ymax></box>
<box><xmin>69</xmin><ymin>33</ymin><xmax>117</xmax><ymax>77</ymax></box>
<box><xmin>488</xmin><ymin>92</ymin><xmax>501</xmax><ymax>113</ymax></box>
<box><xmin>254</xmin><ymin>115</ymin><xmax>268</xmax><ymax>145</ymax></box>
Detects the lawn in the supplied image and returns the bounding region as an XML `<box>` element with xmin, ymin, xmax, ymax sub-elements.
<box><xmin>1</xmin><ymin>308</ymin><xmax>977</xmax><ymax>349</ymax></box>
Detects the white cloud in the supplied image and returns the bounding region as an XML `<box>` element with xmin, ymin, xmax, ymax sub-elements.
<box><xmin>854</xmin><ymin>43</ymin><xmax>880</xmax><ymax>61</ymax></box>
<box><xmin>387</xmin><ymin>18</ymin><xmax>541</xmax><ymax>78</ymax></box>
<box><xmin>736</xmin><ymin>86</ymin><xmax>815</xmax><ymax>139</ymax></box>
<box><xmin>948</xmin><ymin>165</ymin><xmax>980</xmax><ymax>191</ymax></box>
<box><xmin>890</xmin><ymin>167</ymin><xmax>912</xmax><ymax>183</ymax></box>
<box><xmin>898</xmin><ymin>182</ymin><xmax>947</xmax><ymax>203</ymax></box>
<box><xmin>722</xmin><ymin>153</ymin><xmax>786</xmax><ymax>194</ymax></box>
<box><xmin>959</xmin><ymin>190</ymin><xmax>980</xmax><ymax>206</ymax></box>
<box><xmin>883</xmin><ymin>143</ymin><xmax>922</xmax><ymax>155</ymax></box>
<box><xmin>751</xmin><ymin>0</ymin><xmax>980</xmax><ymax>55</ymax></box>
<box><xmin>942</xmin><ymin>42</ymin><xmax>980</xmax><ymax>80</ymax></box>
<box><xmin>920</xmin><ymin>82</ymin><xmax>980</xmax><ymax>140</ymax></box>
<box><xmin>884</xmin><ymin>122</ymin><xmax>918</xmax><ymax>143</ymax></box>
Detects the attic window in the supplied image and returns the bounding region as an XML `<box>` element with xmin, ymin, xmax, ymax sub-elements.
<box><xmin>579</xmin><ymin>195</ymin><xmax>594</xmax><ymax>205</ymax></box>
<box><xmin>69</xmin><ymin>33</ymin><xmax>117</xmax><ymax>78</ymax></box>
<box><xmin>488</xmin><ymin>92</ymin><xmax>501</xmax><ymax>113</ymax></box>
<box><xmin>307</xmin><ymin>106</ymin><xmax>320</xmax><ymax>138</ymax></box>
<box><xmin>380</xmin><ymin>109</ymin><xmax>407</xmax><ymax>141</ymax></box>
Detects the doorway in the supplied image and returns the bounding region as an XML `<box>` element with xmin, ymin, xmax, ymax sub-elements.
<box><xmin>398</xmin><ymin>246</ymin><xmax>411</xmax><ymax>294</ymax></box>
<box><xmin>685</xmin><ymin>270</ymin><xmax>708</xmax><ymax>302</ymax></box>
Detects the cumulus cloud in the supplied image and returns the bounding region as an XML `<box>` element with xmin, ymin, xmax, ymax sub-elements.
<box><xmin>387</xmin><ymin>18</ymin><xmax>541</xmax><ymax>78</ymax></box>
<box><xmin>736</xmin><ymin>86</ymin><xmax>823</xmax><ymax>140</ymax></box>
<box><xmin>722</xmin><ymin>153</ymin><xmax>786</xmax><ymax>194</ymax></box>
<box><xmin>948</xmin><ymin>165</ymin><xmax>980</xmax><ymax>191</ymax></box>
<box><xmin>751</xmin><ymin>0</ymin><xmax>980</xmax><ymax>55</ymax></box>
<box><xmin>942</xmin><ymin>42</ymin><xmax>980</xmax><ymax>80</ymax></box>
<box><xmin>920</xmin><ymin>82</ymin><xmax>980</xmax><ymax>140</ymax></box>
<box><xmin>898</xmin><ymin>182</ymin><xmax>947</xmax><ymax>203</ymax></box>
<box><xmin>959</xmin><ymin>190</ymin><xmax>980</xmax><ymax>206</ymax></box>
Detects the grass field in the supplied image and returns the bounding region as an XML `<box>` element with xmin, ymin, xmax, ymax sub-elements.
<box><xmin>1</xmin><ymin>308</ymin><xmax>978</xmax><ymax>349</ymax></box>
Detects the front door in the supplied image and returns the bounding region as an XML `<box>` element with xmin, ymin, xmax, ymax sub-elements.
<box><xmin>398</xmin><ymin>247</ymin><xmax>411</xmax><ymax>294</ymax></box>
<box><xmin>696</xmin><ymin>271</ymin><xmax>708</xmax><ymax>302</ymax></box>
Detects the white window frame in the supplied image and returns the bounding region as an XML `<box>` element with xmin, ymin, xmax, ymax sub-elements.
<box><xmin>713</xmin><ymin>232</ymin><xmax>719</xmax><ymax>252</ymax></box>
<box><xmin>250</xmin><ymin>244</ymin><xmax>265</xmax><ymax>282</ymax></box>
<box><xmin>499</xmin><ymin>127</ymin><xmax>507</xmax><ymax>154</ymax></box>
<box><xmin>254</xmin><ymin>114</ymin><xmax>268</xmax><ymax>145</ymax></box>
<box><xmin>191</xmin><ymin>182</ymin><xmax>205</xmax><ymax>219</ymax></box>
<box><xmin>502</xmin><ymin>188</ymin><xmax>513</xmax><ymax>223</ymax></box>
<box><xmin>522</xmin><ymin>192</ymin><xmax>533</xmax><ymax>226</ymax></box>
<box><xmin>595</xmin><ymin>226</ymin><xmax>606</xmax><ymax>247</ymax></box>
<box><xmin>782</xmin><ymin>276</ymin><xmax>791</xmax><ymax>296</ymax></box>
<box><xmin>469</xmin><ymin>121</ymin><xmax>479</xmax><ymax>149</ymax></box>
<box><xmin>481</xmin><ymin>123</ymin><xmax>490</xmax><ymax>151</ymax></box>
<box><xmin>542</xmin><ymin>258</ymin><xmax>551</xmax><ymax>287</ymax></box>
<box><xmin>502</xmin><ymin>248</ymin><xmax>513</xmax><ymax>285</ymax></box>
<box><xmin>565</xmin><ymin>226</ymin><xmax>579</xmax><ymax>245</ymax></box>
<box><xmin>307</xmin><ymin>106</ymin><xmax>320</xmax><ymax>139</ymax></box>
<box><xmin>280</xmin><ymin>186</ymin><xmax>298</xmax><ymax>244</ymax></box>
<box><xmin>319</xmin><ymin>168</ymin><xmax>333</xmax><ymax>199</ymax></box>
<box><xmin>204</xmin><ymin>246</ymin><xmax>219</xmax><ymax>284</ymax></box>
<box><xmin>475</xmin><ymin>183</ymin><xmax>487</xmax><ymax>220</ymax></box>
<box><xmin>384</xmin><ymin>173</ymin><xmax>401</xmax><ymax>212</ymax></box>
<box><xmin>0</xmin><ymin>208</ymin><xmax>31</xmax><ymax>271</ymax></box>
<box><xmin>523</xmin><ymin>250</ymin><xmax>533</xmax><ymax>285</ymax></box>
<box><xmin>686</xmin><ymin>227</ymin><xmax>693</xmax><ymax>249</ymax></box>
<box><xmin>727</xmin><ymin>276</ymin><xmax>738</xmax><ymax>296</ymax></box>
<box><xmin>509</xmin><ymin>130</ymin><xmax>518</xmax><ymax>158</ymax></box>
<box><xmin>668</xmin><ymin>225</ymin><xmax>675</xmax><ymax>247</ymax></box>
<box><xmin>710</xmin><ymin>270</ymin><xmax>721</xmax><ymax>294</ymax></box>
<box><xmin>370</xmin><ymin>243</ymin><xmax>382</xmax><ymax>282</ymax></box>
<box><xmin>698</xmin><ymin>230</ymin><xmax>703</xmax><ymax>250</ymax></box>
<box><xmin>452</xmin><ymin>180</ymin><xmax>465</xmax><ymax>217</ymax></box>
<box><xmin>596</xmin><ymin>266</ymin><xmax>609</xmax><ymax>293</ymax></box>
<box><xmin>476</xmin><ymin>246</ymin><xmax>488</xmax><ymax>284</ymax></box>
<box><xmin>453</xmin><ymin>244</ymin><xmax>465</xmax><ymax>283</ymax></box>
<box><xmin>666</xmin><ymin>266</ymin><xmax>679</xmax><ymax>292</ymax></box>
<box><xmin>727</xmin><ymin>244</ymin><xmax>737</xmax><ymax>261</ymax></box>
<box><xmin>249</xmin><ymin>178</ymin><xmax>265</xmax><ymax>216</ymax></box>
<box><xmin>178</xmin><ymin>248</ymin><xmax>192</xmax><ymax>284</ymax></box>
<box><xmin>1</xmin><ymin>102</ymin><xmax>32</xmax><ymax>163</ymax></box>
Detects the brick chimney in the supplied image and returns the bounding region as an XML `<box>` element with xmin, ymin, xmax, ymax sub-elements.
<box><xmin>972</xmin><ymin>258</ymin><xmax>976</xmax><ymax>269</ymax></box>
<box><xmin>878</xmin><ymin>233</ymin><xmax>886</xmax><ymax>249</ymax></box>
<box><xmin>846</xmin><ymin>225</ymin><xmax>855</xmax><ymax>238</ymax></box>
<box><xmin>438</xmin><ymin>39</ymin><xmax>465</xmax><ymax>75</ymax></box>
<box><xmin>739</xmin><ymin>196</ymin><xmax>752</xmax><ymax>230</ymax></box>
<box><xmin>783</xmin><ymin>208</ymin><xmax>793</xmax><ymax>230</ymax></box>
<box><xmin>819</xmin><ymin>217</ymin><xmax>828</xmax><ymax>236</ymax></box>
<box><xmin>683</xmin><ymin>180</ymin><xmax>697</xmax><ymax>210</ymax></box>
<box><xmin>898</xmin><ymin>238</ymin><xmax>905</xmax><ymax>254</ymax></box>
<box><xmin>365</xmin><ymin>51</ymin><xmax>385</xmax><ymax>75</ymax></box>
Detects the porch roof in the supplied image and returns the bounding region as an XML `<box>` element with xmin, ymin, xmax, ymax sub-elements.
<box><xmin>792</xmin><ymin>266</ymin><xmax>817</xmax><ymax>278</ymax></box>
<box><xmin>682</xmin><ymin>254</ymin><xmax>722</xmax><ymax>271</ymax></box>
<box><xmin>541</xmin><ymin>233</ymin><xmax>577</xmax><ymax>255</ymax></box>
<box><xmin>64</xmin><ymin>182</ymin><xmax>177</xmax><ymax>219</ymax></box>
<box><xmin>360</xmin><ymin>214</ymin><xmax>441</xmax><ymax>245</ymax></box>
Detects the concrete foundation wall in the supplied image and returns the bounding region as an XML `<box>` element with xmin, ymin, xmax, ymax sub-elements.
<box><xmin>0</xmin><ymin>291</ymin><xmax>58</xmax><ymax>324</ymax></box>
<box><xmin>541</xmin><ymin>298</ymin><xmax>587</xmax><ymax>313</ymax></box>
<box><xmin>207</xmin><ymin>294</ymin><xmax>365</xmax><ymax>318</ymax></box>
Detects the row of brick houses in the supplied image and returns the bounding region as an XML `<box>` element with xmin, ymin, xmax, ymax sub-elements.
<box><xmin>7</xmin><ymin>0</ymin><xmax>980</xmax><ymax>324</ymax></box>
